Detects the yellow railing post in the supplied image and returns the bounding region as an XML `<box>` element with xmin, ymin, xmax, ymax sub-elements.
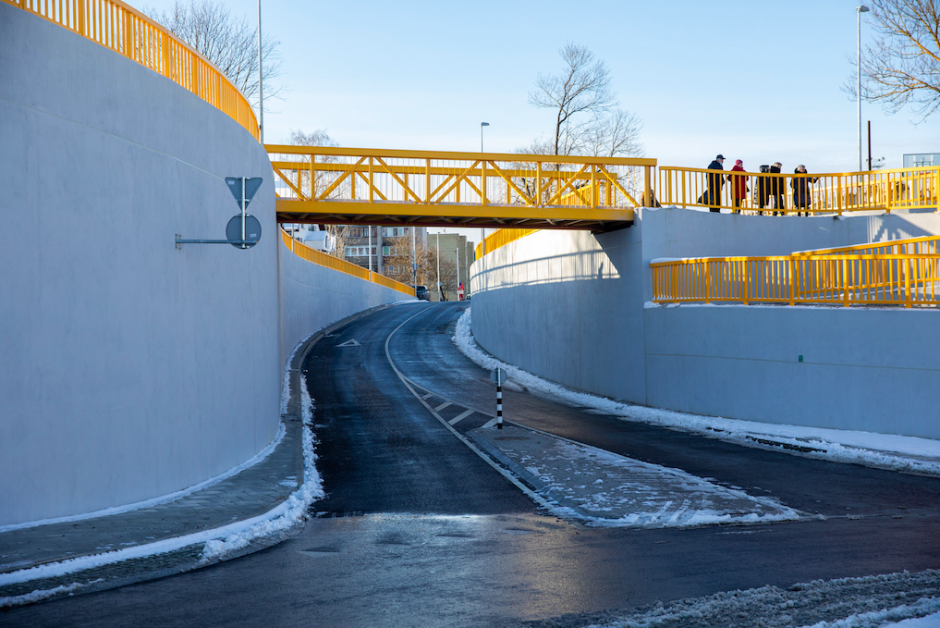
<box><xmin>643</xmin><ymin>165</ymin><xmax>651</xmax><ymax>207</ymax></box>
<box><xmin>673</xmin><ymin>263</ymin><xmax>678</xmax><ymax>302</ymax></box>
<box><xmin>481</xmin><ymin>160</ymin><xmax>487</xmax><ymax>206</ymax></box>
<box><xmin>425</xmin><ymin>158</ymin><xmax>430</xmax><ymax>204</ymax></box>
<box><xmin>590</xmin><ymin>164</ymin><xmax>598</xmax><ymax>209</ymax></box>
<box><xmin>905</xmin><ymin>257</ymin><xmax>912</xmax><ymax>308</ymax></box>
<box><xmin>743</xmin><ymin>260</ymin><xmax>749</xmax><ymax>305</ymax></box>
<box><xmin>536</xmin><ymin>161</ymin><xmax>542</xmax><ymax>207</ymax></box>
<box><xmin>789</xmin><ymin>257</ymin><xmax>795</xmax><ymax>305</ymax></box>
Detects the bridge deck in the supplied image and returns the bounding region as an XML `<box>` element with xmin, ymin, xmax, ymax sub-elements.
<box><xmin>275</xmin><ymin>199</ymin><xmax>635</xmax><ymax>230</ymax></box>
<box><xmin>268</xmin><ymin>146</ymin><xmax>652</xmax><ymax>231</ymax></box>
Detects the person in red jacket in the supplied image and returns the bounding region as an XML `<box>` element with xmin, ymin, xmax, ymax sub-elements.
<box><xmin>727</xmin><ymin>159</ymin><xmax>749</xmax><ymax>214</ymax></box>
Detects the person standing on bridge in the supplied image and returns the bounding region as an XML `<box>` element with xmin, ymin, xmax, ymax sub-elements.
<box><xmin>727</xmin><ymin>159</ymin><xmax>748</xmax><ymax>214</ymax></box>
<box><xmin>769</xmin><ymin>162</ymin><xmax>786</xmax><ymax>215</ymax></box>
<box><xmin>704</xmin><ymin>155</ymin><xmax>726</xmax><ymax>213</ymax></box>
<box><xmin>791</xmin><ymin>165</ymin><xmax>819</xmax><ymax>217</ymax></box>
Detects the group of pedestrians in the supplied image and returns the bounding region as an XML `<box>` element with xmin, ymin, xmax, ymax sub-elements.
<box><xmin>702</xmin><ymin>155</ymin><xmax>819</xmax><ymax>216</ymax></box>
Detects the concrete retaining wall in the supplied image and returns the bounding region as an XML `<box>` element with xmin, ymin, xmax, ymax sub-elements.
<box><xmin>278</xmin><ymin>239</ymin><xmax>415</xmax><ymax>367</ymax></box>
<box><xmin>470</xmin><ymin>207</ymin><xmax>940</xmax><ymax>439</ymax></box>
<box><xmin>0</xmin><ymin>5</ymin><xmax>282</xmax><ymax>526</ymax></box>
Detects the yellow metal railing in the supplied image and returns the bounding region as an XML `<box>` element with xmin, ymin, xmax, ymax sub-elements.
<box><xmin>652</xmin><ymin>236</ymin><xmax>940</xmax><ymax>308</ymax></box>
<box><xmin>281</xmin><ymin>230</ymin><xmax>414</xmax><ymax>296</ymax></box>
<box><xmin>268</xmin><ymin>146</ymin><xmax>655</xmax><ymax>212</ymax></box>
<box><xmin>4</xmin><ymin>0</ymin><xmax>259</xmax><ymax>141</ymax></box>
<box><xmin>474</xmin><ymin>229</ymin><xmax>540</xmax><ymax>260</ymax></box>
<box><xmin>658</xmin><ymin>166</ymin><xmax>940</xmax><ymax>215</ymax></box>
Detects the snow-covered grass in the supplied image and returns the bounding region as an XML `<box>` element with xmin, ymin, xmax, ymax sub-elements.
<box><xmin>453</xmin><ymin>308</ymin><xmax>940</xmax><ymax>477</ymax></box>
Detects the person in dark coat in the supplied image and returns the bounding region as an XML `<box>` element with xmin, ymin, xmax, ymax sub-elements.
<box><xmin>790</xmin><ymin>165</ymin><xmax>819</xmax><ymax>216</ymax></box>
<box><xmin>705</xmin><ymin>154</ymin><xmax>725</xmax><ymax>213</ymax></box>
<box><xmin>755</xmin><ymin>165</ymin><xmax>770</xmax><ymax>215</ymax></box>
<box><xmin>769</xmin><ymin>162</ymin><xmax>786</xmax><ymax>215</ymax></box>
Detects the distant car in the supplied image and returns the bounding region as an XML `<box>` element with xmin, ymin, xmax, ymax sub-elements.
<box><xmin>415</xmin><ymin>285</ymin><xmax>429</xmax><ymax>301</ymax></box>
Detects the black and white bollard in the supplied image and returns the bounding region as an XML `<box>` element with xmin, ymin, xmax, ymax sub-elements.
<box><xmin>491</xmin><ymin>368</ymin><xmax>505</xmax><ymax>429</ymax></box>
<box><xmin>496</xmin><ymin>383</ymin><xmax>503</xmax><ymax>429</ymax></box>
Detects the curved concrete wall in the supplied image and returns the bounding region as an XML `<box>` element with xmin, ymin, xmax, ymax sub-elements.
<box><xmin>278</xmin><ymin>239</ymin><xmax>415</xmax><ymax>365</ymax></box>
<box><xmin>470</xmin><ymin>208</ymin><xmax>940</xmax><ymax>439</ymax></box>
<box><xmin>0</xmin><ymin>5</ymin><xmax>280</xmax><ymax>525</ymax></box>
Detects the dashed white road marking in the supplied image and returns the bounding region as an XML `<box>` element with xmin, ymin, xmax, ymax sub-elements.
<box><xmin>336</xmin><ymin>339</ymin><xmax>361</xmax><ymax>347</ymax></box>
<box><xmin>434</xmin><ymin>402</ymin><xmax>452</xmax><ymax>412</ymax></box>
<box><xmin>449</xmin><ymin>409</ymin><xmax>474</xmax><ymax>425</ymax></box>
<box><xmin>422</xmin><ymin>393</ymin><xmax>435</xmax><ymax>400</ymax></box>
<box><xmin>482</xmin><ymin>418</ymin><xmax>499</xmax><ymax>429</ymax></box>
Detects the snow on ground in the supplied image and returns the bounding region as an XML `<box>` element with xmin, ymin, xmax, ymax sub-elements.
<box><xmin>0</xmin><ymin>423</ymin><xmax>287</xmax><ymax>535</ymax></box>
<box><xmin>0</xmin><ymin>355</ymin><xmax>325</xmax><ymax>607</ymax></box>
<box><xmin>511</xmin><ymin>570</ymin><xmax>940</xmax><ymax>628</ymax></box>
<box><xmin>479</xmin><ymin>424</ymin><xmax>801</xmax><ymax>528</ymax></box>
<box><xmin>454</xmin><ymin>308</ymin><xmax>940</xmax><ymax>477</ymax></box>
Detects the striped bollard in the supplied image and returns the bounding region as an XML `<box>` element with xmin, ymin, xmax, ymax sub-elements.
<box><xmin>490</xmin><ymin>368</ymin><xmax>505</xmax><ymax>429</ymax></box>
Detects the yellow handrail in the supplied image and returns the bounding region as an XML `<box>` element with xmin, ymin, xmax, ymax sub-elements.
<box><xmin>267</xmin><ymin>145</ymin><xmax>654</xmax><ymax>211</ymax></box>
<box><xmin>4</xmin><ymin>0</ymin><xmax>259</xmax><ymax>141</ymax></box>
<box><xmin>281</xmin><ymin>230</ymin><xmax>414</xmax><ymax>297</ymax></box>
<box><xmin>474</xmin><ymin>229</ymin><xmax>539</xmax><ymax>260</ymax></box>
<box><xmin>658</xmin><ymin>165</ymin><xmax>940</xmax><ymax>215</ymax></box>
<box><xmin>651</xmin><ymin>250</ymin><xmax>940</xmax><ymax>308</ymax></box>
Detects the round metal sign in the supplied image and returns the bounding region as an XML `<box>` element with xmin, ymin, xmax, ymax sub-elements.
<box><xmin>225</xmin><ymin>215</ymin><xmax>262</xmax><ymax>248</ymax></box>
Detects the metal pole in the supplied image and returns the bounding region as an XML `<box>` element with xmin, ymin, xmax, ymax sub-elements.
<box><xmin>868</xmin><ymin>120</ymin><xmax>872</xmax><ymax>170</ymax></box>
<box><xmin>455</xmin><ymin>239</ymin><xmax>460</xmax><ymax>300</ymax></box>
<box><xmin>257</xmin><ymin>0</ymin><xmax>264</xmax><ymax>144</ymax></box>
<box><xmin>412</xmin><ymin>227</ymin><xmax>417</xmax><ymax>297</ymax></box>
<box><xmin>857</xmin><ymin>6</ymin><xmax>869</xmax><ymax>172</ymax></box>
<box><xmin>436</xmin><ymin>232</ymin><xmax>442</xmax><ymax>302</ymax></box>
<box><xmin>241</xmin><ymin>177</ymin><xmax>247</xmax><ymax>249</ymax></box>
<box><xmin>369</xmin><ymin>226</ymin><xmax>373</xmax><ymax>276</ymax></box>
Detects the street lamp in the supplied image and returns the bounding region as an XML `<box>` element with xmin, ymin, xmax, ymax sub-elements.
<box><xmin>857</xmin><ymin>5</ymin><xmax>869</xmax><ymax>172</ymax></box>
<box><xmin>480</xmin><ymin>122</ymin><xmax>490</xmax><ymax>268</ymax></box>
<box><xmin>257</xmin><ymin>0</ymin><xmax>264</xmax><ymax>143</ymax></box>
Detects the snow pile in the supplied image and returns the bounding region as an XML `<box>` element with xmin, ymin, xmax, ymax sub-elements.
<box><xmin>454</xmin><ymin>308</ymin><xmax>940</xmax><ymax>476</ymax></box>
<box><xmin>490</xmin><ymin>428</ymin><xmax>801</xmax><ymax>528</ymax></box>
<box><xmin>512</xmin><ymin>570</ymin><xmax>940</xmax><ymax>628</ymax></box>
<box><xmin>198</xmin><ymin>380</ymin><xmax>324</xmax><ymax>564</ymax></box>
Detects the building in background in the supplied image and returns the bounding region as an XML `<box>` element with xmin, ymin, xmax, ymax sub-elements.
<box><xmin>428</xmin><ymin>232</ymin><xmax>474</xmax><ymax>302</ymax></box>
<box><xmin>903</xmin><ymin>153</ymin><xmax>939</xmax><ymax>168</ymax></box>
<box><xmin>345</xmin><ymin>226</ymin><xmax>428</xmax><ymax>285</ymax></box>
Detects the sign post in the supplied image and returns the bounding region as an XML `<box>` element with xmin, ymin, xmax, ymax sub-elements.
<box><xmin>175</xmin><ymin>177</ymin><xmax>263</xmax><ymax>249</ymax></box>
<box><xmin>490</xmin><ymin>368</ymin><xmax>505</xmax><ymax>429</ymax></box>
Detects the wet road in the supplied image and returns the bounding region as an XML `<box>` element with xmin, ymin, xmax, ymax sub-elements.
<box><xmin>6</xmin><ymin>302</ymin><xmax>940</xmax><ymax>628</ymax></box>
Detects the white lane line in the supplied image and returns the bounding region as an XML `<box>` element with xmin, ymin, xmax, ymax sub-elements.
<box><xmin>383</xmin><ymin>307</ymin><xmax>555</xmax><ymax>513</ymax></box>
<box><xmin>434</xmin><ymin>402</ymin><xmax>452</xmax><ymax>412</ymax></box>
<box><xmin>482</xmin><ymin>418</ymin><xmax>499</xmax><ymax>429</ymax></box>
<box><xmin>421</xmin><ymin>393</ymin><xmax>435</xmax><ymax>400</ymax></box>
<box><xmin>449</xmin><ymin>409</ymin><xmax>474</xmax><ymax>425</ymax></box>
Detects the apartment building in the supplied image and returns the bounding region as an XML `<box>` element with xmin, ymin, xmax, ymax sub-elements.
<box><xmin>344</xmin><ymin>226</ymin><xmax>428</xmax><ymax>284</ymax></box>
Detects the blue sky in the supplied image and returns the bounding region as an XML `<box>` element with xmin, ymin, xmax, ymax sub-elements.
<box><xmin>145</xmin><ymin>0</ymin><xmax>936</xmax><ymax>236</ymax></box>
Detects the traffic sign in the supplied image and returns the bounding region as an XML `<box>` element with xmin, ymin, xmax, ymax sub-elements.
<box><xmin>225</xmin><ymin>215</ymin><xmax>261</xmax><ymax>248</ymax></box>
<box><xmin>225</xmin><ymin>177</ymin><xmax>263</xmax><ymax>209</ymax></box>
<box><xmin>490</xmin><ymin>368</ymin><xmax>505</xmax><ymax>386</ymax></box>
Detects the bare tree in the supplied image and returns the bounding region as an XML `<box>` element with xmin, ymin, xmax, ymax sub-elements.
<box><xmin>289</xmin><ymin>129</ymin><xmax>350</xmax><ymax>258</ymax></box>
<box><xmin>529</xmin><ymin>43</ymin><xmax>616</xmax><ymax>156</ymax></box>
<box><xmin>582</xmin><ymin>108</ymin><xmax>644</xmax><ymax>158</ymax></box>
<box><xmin>855</xmin><ymin>0</ymin><xmax>940</xmax><ymax>119</ymax></box>
<box><xmin>145</xmin><ymin>0</ymin><xmax>282</xmax><ymax>110</ymax></box>
<box><xmin>381</xmin><ymin>236</ymin><xmax>415</xmax><ymax>284</ymax></box>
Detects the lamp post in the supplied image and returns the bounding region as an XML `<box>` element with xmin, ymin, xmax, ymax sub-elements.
<box><xmin>857</xmin><ymin>5</ymin><xmax>869</xmax><ymax>172</ymax></box>
<box><xmin>436</xmin><ymin>232</ymin><xmax>442</xmax><ymax>302</ymax></box>
<box><xmin>480</xmin><ymin>122</ymin><xmax>489</xmax><ymax>270</ymax></box>
<box><xmin>257</xmin><ymin>0</ymin><xmax>264</xmax><ymax>143</ymax></box>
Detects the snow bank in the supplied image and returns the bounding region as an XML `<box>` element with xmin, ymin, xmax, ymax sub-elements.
<box><xmin>453</xmin><ymin>308</ymin><xmax>940</xmax><ymax>476</ymax></box>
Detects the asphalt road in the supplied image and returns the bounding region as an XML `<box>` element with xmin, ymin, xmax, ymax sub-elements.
<box><xmin>6</xmin><ymin>302</ymin><xmax>940</xmax><ymax>628</ymax></box>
